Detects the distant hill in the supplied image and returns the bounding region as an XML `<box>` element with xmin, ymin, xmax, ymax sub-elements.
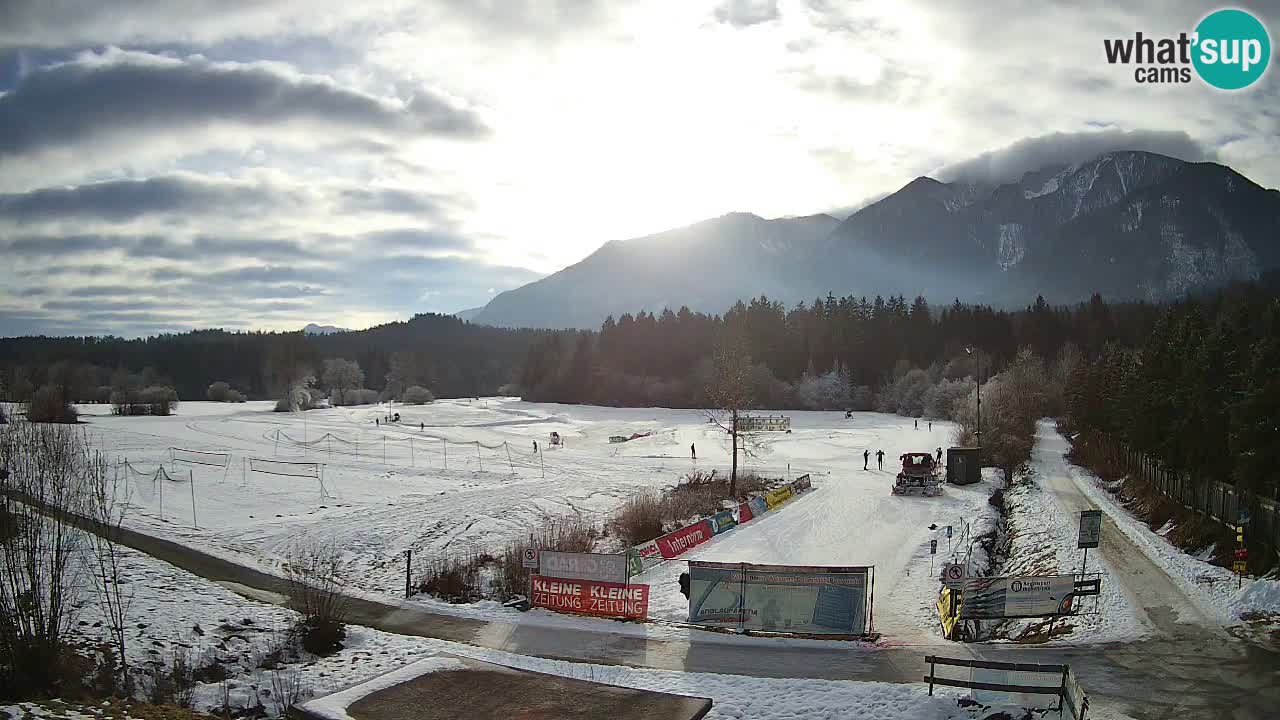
<box><xmin>302</xmin><ymin>323</ymin><xmax>351</xmax><ymax>335</ymax></box>
<box><xmin>472</xmin><ymin>212</ymin><xmax>840</xmax><ymax>328</ymax></box>
<box><xmin>453</xmin><ymin>307</ymin><xmax>485</xmax><ymax>322</ymax></box>
<box><xmin>471</xmin><ymin>151</ymin><xmax>1280</xmax><ymax>329</ymax></box>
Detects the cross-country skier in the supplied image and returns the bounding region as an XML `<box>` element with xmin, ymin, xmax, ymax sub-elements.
<box><xmin>863</xmin><ymin>449</ymin><xmax>870</xmax><ymax>470</ymax></box>
<box><xmin>876</xmin><ymin>449</ymin><xmax>885</xmax><ymax>470</ymax></box>
<box><xmin>691</xmin><ymin>443</ymin><xmax>697</xmax><ymax>460</ymax></box>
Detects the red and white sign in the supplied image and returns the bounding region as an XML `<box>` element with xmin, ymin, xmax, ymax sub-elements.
<box><xmin>530</xmin><ymin>575</ymin><xmax>649</xmax><ymax>619</ymax></box>
<box><xmin>738</xmin><ymin>501</ymin><xmax>754</xmax><ymax>524</ymax></box>
<box><xmin>633</xmin><ymin>539</ymin><xmax>662</xmax><ymax>563</ymax></box>
<box><xmin>657</xmin><ymin>519</ymin><xmax>712</xmax><ymax>559</ymax></box>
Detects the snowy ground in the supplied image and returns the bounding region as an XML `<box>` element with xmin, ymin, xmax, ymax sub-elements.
<box><xmin>75</xmin><ymin>400</ymin><xmax>989</xmax><ymax>639</ymax></box>
<box><xmin>61</xmin><ymin>537</ymin><xmax>1133</xmax><ymax>720</ymax></box>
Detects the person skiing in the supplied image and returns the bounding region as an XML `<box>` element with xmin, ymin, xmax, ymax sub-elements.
<box><xmin>928</xmin><ymin>421</ymin><xmax>933</xmax><ymax>431</ymax></box>
<box><xmin>533</xmin><ymin>440</ymin><xmax>539</xmax><ymax>453</ymax></box>
<box><xmin>876</xmin><ymin>449</ymin><xmax>885</xmax><ymax>470</ymax></box>
<box><xmin>936</xmin><ymin>447</ymin><xmax>943</xmax><ymax>465</ymax></box>
<box><xmin>691</xmin><ymin>443</ymin><xmax>697</xmax><ymax>460</ymax></box>
<box><xmin>914</xmin><ymin>419</ymin><xmax>918</xmax><ymax>430</ymax></box>
<box><xmin>375</xmin><ymin>418</ymin><xmax>379</xmax><ymax>427</ymax></box>
<box><xmin>863</xmin><ymin>449</ymin><xmax>870</xmax><ymax>471</ymax></box>
<box><xmin>420</xmin><ymin>422</ymin><xmax>424</xmax><ymax>431</ymax></box>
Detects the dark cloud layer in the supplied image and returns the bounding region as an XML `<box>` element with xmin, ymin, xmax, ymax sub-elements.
<box><xmin>0</xmin><ymin>175</ymin><xmax>453</xmax><ymax>224</ymax></box>
<box><xmin>934</xmin><ymin>129</ymin><xmax>1219</xmax><ymax>186</ymax></box>
<box><xmin>0</xmin><ymin>49</ymin><xmax>486</xmax><ymax>161</ymax></box>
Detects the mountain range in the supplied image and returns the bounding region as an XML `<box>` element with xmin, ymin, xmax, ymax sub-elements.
<box><xmin>471</xmin><ymin>151</ymin><xmax>1280</xmax><ymax>329</ymax></box>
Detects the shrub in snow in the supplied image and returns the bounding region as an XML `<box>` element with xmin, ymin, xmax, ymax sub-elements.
<box><xmin>401</xmin><ymin>385</ymin><xmax>434</xmax><ymax>404</ymax></box>
<box><xmin>206</xmin><ymin>381</ymin><xmax>246</xmax><ymax>402</ymax></box>
<box><xmin>26</xmin><ymin>384</ymin><xmax>78</xmax><ymax>423</ymax></box>
<box><xmin>923</xmin><ymin>378</ymin><xmax>970</xmax><ymax>419</ymax></box>
<box><xmin>140</xmin><ymin>386</ymin><xmax>179</xmax><ymax>416</ymax></box>
<box><xmin>793</xmin><ymin>370</ymin><xmax>851</xmax><ymax>410</ymax></box>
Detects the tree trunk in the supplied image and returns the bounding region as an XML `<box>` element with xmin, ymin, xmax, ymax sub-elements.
<box><xmin>730</xmin><ymin>411</ymin><xmax>739</xmax><ymax>499</ymax></box>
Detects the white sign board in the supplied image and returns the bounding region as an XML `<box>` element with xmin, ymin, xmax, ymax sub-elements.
<box><xmin>962</xmin><ymin>575</ymin><xmax>1077</xmax><ymax>619</ymax></box>
<box><xmin>521</xmin><ymin>548</ymin><xmax>539</xmax><ymax>569</ymax></box>
<box><xmin>538</xmin><ymin>551</ymin><xmax>628</xmax><ymax>584</ymax></box>
<box><xmin>941</xmin><ymin>563</ymin><xmax>966</xmax><ymax>588</ymax></box>
<box><xmin>1078</xmin><ymin>510</ymin><xmax>1102</xmax><ymax>549</ymax></box>
<box><xmin>736</xmin><ymin>415</ymin><xmax>791</xmax><ymax>432</ymax></box>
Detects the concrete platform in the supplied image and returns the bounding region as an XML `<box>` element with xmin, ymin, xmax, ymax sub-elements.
<box><xmin>293</xmin><ymin>654</ymin><xmax>712</xmax><ymax>720</ymax></box>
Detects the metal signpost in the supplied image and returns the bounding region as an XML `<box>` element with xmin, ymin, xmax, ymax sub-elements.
<box><xmin>946</xmin><ymin>525</ymin><xmax>953</xmax><ymax>554</ymax></box>
<box><xmin>930</xmin><ymin>538</ymin><xmax>937</xmax><ymax>575</ymax></box>
<box><xmin>1077</xmin><ymin>510</ymin><xmax>1102</xmax><ymax>576</ymax></box>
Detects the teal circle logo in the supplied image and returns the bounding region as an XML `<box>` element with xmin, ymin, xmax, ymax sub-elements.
<box><xmin>1193</xmin><ymin>9</ymin><xmax>1271</xmax><ymax>90</ymax></box>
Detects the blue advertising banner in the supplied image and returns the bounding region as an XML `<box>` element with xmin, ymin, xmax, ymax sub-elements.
<box><xmin>688</xmin><ymin>561</ymin><xmax>872</xmax><ymax>635</ymax></box>
<box><xmin>748</xmin><ymin>496</ymin><xmax>768</xmax><ymax>518</ymax></box>
<box><xmin>710</xmin><ymin>509</ymin><xmax>737</xmax><ymax>534</ymax></box>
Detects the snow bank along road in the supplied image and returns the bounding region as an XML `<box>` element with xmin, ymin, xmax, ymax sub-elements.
<box><xmin>60</xmin><ymin>401</ymin><xmax>1280</xmax><ymax>719</ymax></box>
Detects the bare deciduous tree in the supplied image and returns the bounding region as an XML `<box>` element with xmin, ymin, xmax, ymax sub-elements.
<box><xmin>0</xmin><ymin>422</ymin><xmax>90</xmax><ymax>698</ymax></box>
<box><xmin>321</xmin><ymin>359</ymin><xmax>364</xmax><ymax>406</ymax></box>
<box><xmin>86</xmin><ymin>464</ymin><xmax>135</xmax><ymax>697</ymax></box>
<box><xmin>705</xmin><ymin>331</ymin><xmax>758</xmax><ymax>499</ymax></box>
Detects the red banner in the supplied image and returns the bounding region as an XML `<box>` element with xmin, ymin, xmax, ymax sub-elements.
<box><xmin>738</xmin><ymin>501</ymin><xmax>754</xmax><ymax>524</ymax></box>
<box><xmin>657</xmin><ymin>519</ymin><xmax>712</xmax><ymax>559</ymax></box>
<box><xmin>530</xmin><ymin>575</ymin><xmax>649</xmax><ymax>619</ymax></box>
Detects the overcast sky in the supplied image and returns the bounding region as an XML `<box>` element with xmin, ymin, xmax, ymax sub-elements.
<box><xmin>1</xmin><ymin>0</ymin><xmax>1277</xmax><ymax>337</ymax></box>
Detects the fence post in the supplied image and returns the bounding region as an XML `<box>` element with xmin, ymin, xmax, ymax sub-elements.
<box><xmin>405</xmin><ymin>549</ymin><xmax>412</xmax><ymax>599</ymax></box>
<box><xmin>928</xmin><ymin>656</ymin><xmax>936</xmax><ymax>696</ymax></box>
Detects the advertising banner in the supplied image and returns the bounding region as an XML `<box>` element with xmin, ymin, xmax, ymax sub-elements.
<box><xmin>657</xmin><ymin>519</ymin><xmax>712</xmax><ymax>559</ymax></box>
<box><xmin>538</xmin><ymin>551</ymin><xmax>628</xmax><ymax>584</ymax></box>
<box><xmin>530</xmin><ymin>575</ymin><xmax>649</xmax><ymax>619</ymax></box>
<box><xmin>628</xmin><ymin>539</ymin><xmax>663</xmax><ymax>575</ymax></box>
<box><xmin>738</xmin><ymin>501</ymin><xmax>754</xmax><ymax>524</ymax></box>
<box><xmin>688</xmin><ymin>561</ymin><xmax>871</xmax><ymax>635</ymax></box>
<box><xmin>710</xmin><ymin>509</ymin><xmax>737</xmax><ymax>534</ymax></box>
<box><xmin>764</xmin><ymin>486</ymin><xmax>793</xmax><ymax>509</ymax></box>
<box><xmin>790</xmin><ymin>473</ymin><xmax>812</xmax><ymax>493</ymax></box>
<box><xmin>960</xmin><ymin>575</ymin><xmax>1077</xmax><ymax>619</ymax></box>
<box><xmin>749</xmin><ymin>496</ymin><xmax>769</xmax><ymax>518</ymax></box>
<box><xmin>736</xmin><ymin>416</ymin><xmax>792</xmax><ymax>432</ymax></box>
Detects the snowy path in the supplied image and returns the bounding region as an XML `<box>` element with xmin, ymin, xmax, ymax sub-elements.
<box><xmin>1031</xmin><ymin>421</ymin><xmax>1223</xmax><ymax>640</ymax></box>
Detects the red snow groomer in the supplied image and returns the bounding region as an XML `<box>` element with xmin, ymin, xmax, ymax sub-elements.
<box><xmin>892</xmin><ymin>452</ymin><xmax>943</xmax><ymax>496</ymax></box>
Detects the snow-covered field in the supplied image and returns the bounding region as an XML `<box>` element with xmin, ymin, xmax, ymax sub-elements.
<box><xmin>60</xmin><ymin>537</ymin><xmax>1062</xmax><ymax>720</ymax></box>
<box><xmin>74</xmin><ymin>399</ymin><xmax>995</xmax><ymax>639</ymax></box>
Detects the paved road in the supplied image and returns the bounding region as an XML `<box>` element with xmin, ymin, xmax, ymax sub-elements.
<box><xmin>35</xmin><ymin>433</ymin><xmax>1280</xmax><ymax>720</ymax></box>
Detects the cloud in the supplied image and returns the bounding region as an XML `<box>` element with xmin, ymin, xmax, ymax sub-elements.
<box><xmin>0</xmin><ymin>174</ymin><xmax>455</xmax><ymax>231</ymax></box>
<box><xmin>933</xmin><ymin>129</ymin><xmax>1220</xmax><ymax>186</ymax></box>
<box><xmin>0</xmin><ymin>221</ymin><xmax>544</xmax><ymax>336</ymax></box>
<box><xmin>0</xmin><ymin>48</ymin><xmax>486</xmax><ymax>175</ymax></box>
<box><xmin>713</xmin><ymin>0</ymin><xmax>779</xmax><ymax>27</ymax></box>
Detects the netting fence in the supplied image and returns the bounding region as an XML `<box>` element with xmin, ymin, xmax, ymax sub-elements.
<box><xmin>246</xmin><ymin>457</ymin><xmax>329</xmax><ymax>497</ymax></box>
<box><xmin>113</xmin><ymin>459</ymin><xmax>198</xmax><ymax>528</ymax></box>
<box><xmin>272</xmin><ymin>428</ymin><xmax>547</xmax><ymax>477</ymax></box>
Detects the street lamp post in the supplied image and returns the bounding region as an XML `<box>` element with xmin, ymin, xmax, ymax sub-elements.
<box><xmin>966</xmin><ymin>347</ymin><xmax>981</xmax><ymax>459</ymax></box>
